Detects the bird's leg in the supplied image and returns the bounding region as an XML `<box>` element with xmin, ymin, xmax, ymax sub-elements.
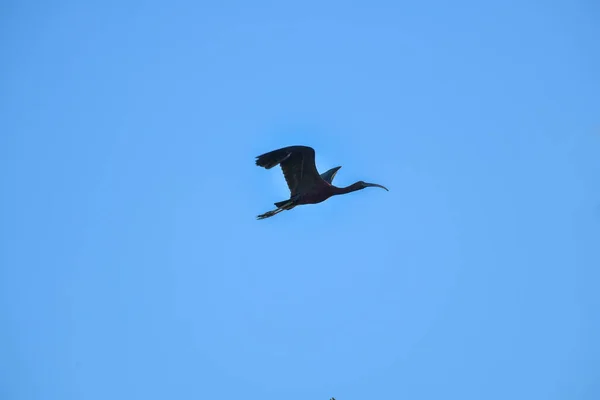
<box><xmin>257</xmin><ymin>197</ymin><xmax>298</xmax><ymax>220</ymax></box>
<box><xmin>256</xmin><ymin>208</ymin><xmax>284</xmax><ymax>220</ymax></box>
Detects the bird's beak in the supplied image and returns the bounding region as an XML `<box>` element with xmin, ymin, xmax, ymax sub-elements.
<box><xmin>363</xmin><ymin>182</ymin><xmax>389</xmax><ymax>191</ymax></box>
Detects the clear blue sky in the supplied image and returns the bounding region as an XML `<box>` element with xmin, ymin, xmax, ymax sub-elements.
<box><xmin>1</xmin><ymin>1</ymin><xmax>599</xmax><ymax>399</ymax></box>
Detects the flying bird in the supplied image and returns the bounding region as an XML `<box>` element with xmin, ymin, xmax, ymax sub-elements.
<box><xmin>255</xmin><ymin>145</ymin><xmax>388</xmax><ymax>219</ymax></box>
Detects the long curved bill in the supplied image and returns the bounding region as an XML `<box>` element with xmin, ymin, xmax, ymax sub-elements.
<box><xmin>364</xmin><ymin>182</ymin><xmax>389</xmax><ymax>191</ymax></box>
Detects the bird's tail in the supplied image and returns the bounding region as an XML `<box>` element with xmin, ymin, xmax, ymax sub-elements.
<box><xmin>274</xmin><ymin>199</ymin><xmax>291</xmax><ymax>208</ymax></box>
<box><xmin>255</xmin><ymin>148</ymin><xmax>292</xmax><ymax>169</ymax></box>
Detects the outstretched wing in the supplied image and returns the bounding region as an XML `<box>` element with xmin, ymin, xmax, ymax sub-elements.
<box><xmin>255</xmin><ymin>145</ymin><xmax>322</xmax><ymax>196</ymax></box>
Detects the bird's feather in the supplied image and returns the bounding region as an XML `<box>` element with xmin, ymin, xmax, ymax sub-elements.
<box><xmin>255</xmin><ymin>145</ymin><xmax>321</xmax><ymax>196</ymax></box>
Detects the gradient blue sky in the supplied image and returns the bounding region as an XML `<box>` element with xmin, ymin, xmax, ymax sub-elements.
<box><xmin>1</xmin><ymin>1</ymin><xmax>599</xmax><ymax>399</ymax></box>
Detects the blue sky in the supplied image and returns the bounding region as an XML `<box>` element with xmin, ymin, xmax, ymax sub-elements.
<box><xmin>1</xmin><ymin>1</ymin><xmax>599</xmax><ymax>399</ymax></box>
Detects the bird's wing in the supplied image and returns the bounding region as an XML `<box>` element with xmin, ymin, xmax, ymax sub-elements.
<box><xmin>255</xmin><ymin>145</ymin><xmax>322</xmax><ymax>196</ymax></box>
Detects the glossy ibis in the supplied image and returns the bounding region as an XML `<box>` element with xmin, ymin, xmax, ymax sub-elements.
<box><xmin>255</xmin><ymin>145</ymin><xmax>388</xmax><ymax>219</ymax></box>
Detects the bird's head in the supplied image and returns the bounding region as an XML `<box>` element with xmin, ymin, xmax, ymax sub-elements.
<box><xmin>357</xmin><ymin>180</ymin><xmax>389</xmax><ymax>191</ymax></box>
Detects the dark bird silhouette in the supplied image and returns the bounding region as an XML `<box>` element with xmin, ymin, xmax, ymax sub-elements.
<box><xmin>255</xmin><ymin>145</ymin><xmax>388</xmax><ymax>219</ymax></box>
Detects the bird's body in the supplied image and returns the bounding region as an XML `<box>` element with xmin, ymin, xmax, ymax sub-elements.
<box><xmin>255</xmin><ymin>145</ymin><xmax>388</xmax><ymax>219</ymax></box>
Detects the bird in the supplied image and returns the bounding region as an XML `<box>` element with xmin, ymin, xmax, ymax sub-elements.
<box><xmin>255</xmin><ymin>145</ymin><xmax>388</xmax><ymax>219</ymax></box>
<box><xmin>319</xmin><ymin>165</ymin><xmax>341</xmax><ymax>185</ymax></box>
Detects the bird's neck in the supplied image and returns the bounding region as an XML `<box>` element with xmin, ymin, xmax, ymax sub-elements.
<box><xmin>331</xmin><ymin>182</ymin><xmax>363</xmax><ymax>195</ymax></box>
